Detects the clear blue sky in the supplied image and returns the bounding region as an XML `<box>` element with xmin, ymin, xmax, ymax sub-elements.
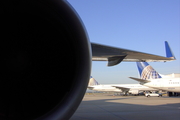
<box><xmin>68</xmin><ymin>0</ymin><xmax>180</xmax><ymax>84</ymax></box>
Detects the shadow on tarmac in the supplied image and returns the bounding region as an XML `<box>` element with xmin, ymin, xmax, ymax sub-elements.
<box><xmin>70</xmin><ymin>94</ymin><xmax>180</xmax><ymax>120</ymax></box>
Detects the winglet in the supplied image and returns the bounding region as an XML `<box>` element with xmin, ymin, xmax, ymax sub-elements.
<box><xmin>165</xmin><ymin>41</ymin><xmax>176</xmax><ymax>60</ymax></box>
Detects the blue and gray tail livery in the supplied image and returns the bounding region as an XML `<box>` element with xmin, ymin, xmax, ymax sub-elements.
<box><xmin>165</xmin><ymin>41</ymin><xmax>176</xmax><ymax>59</ymax></box>
<box><xmin>136</xmin><ymin>62</ymin><xmax>162</xmax><ymax>80</ymax></box>
<box><xmin>88</xmin><ymin>76</ymin><xmax>99</xmax><ymax>86</ymax></box>
<box><xmin>136</xmin><ymin>41</ymin><xmax>175</xmax><ymax>80</ymax></box>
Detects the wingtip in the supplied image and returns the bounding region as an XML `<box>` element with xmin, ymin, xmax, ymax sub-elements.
<box><xmin>165</xmin><ymin>41</ymin><xmax>176</xmax><ymax>60</ymax></box>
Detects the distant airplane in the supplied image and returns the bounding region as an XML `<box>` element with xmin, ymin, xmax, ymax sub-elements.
<box><xmin>130</xmin><ymin>62</ymin><xmax>180</xmax><ymax>92</ymax></box>
<box><xmin>130</xmin><ymin>42</ymin><xmax>180</xmax><ymax>93</ymax></box>
<box><xmin>88</xmin><ymin>76</ymin><xmax>158</xmax><ymax>95</ymax></box>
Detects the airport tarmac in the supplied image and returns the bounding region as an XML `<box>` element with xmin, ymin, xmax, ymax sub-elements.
<box><xmin>70</xmin><ymin>93</ymin><xmax>180</xmax><ymax>120</ymax></box>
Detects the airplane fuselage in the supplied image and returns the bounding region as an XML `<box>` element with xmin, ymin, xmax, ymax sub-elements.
<box><xmin>88</xmin><ymin>84</ymin><xmax>158</xmax><ymax>93</ymax></box>
<box><xmin>140</xmin><ymin>78</ymin><xmax>180</xmax><ymax>92</ymax></box>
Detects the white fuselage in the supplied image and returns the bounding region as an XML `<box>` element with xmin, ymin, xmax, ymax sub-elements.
<box><xmin>89</xmin><ymin>84</ymin><xmax>121</xmax><ymax>92</ymax></box>
<box><xmin>141</xmin><ymin>78</ymin><xmax>180</xmax><ymax>92</ymax></box>
<box><xmin>88</xmin><ymin>84</ymin><xmax>158</xmax><ymax>93</ymax></box>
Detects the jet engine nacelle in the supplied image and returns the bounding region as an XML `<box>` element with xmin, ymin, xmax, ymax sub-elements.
<box><xmin>1</xmin><ymin>0</ymin><xmax>91</xmax><ymax>119</ymax></box>
<box><xmin>129</xmin><ymin>90</ymin><xmax>139</xmax><ymax>95</ymax></box>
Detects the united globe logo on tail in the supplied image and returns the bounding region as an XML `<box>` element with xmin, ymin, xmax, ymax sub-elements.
<box><xmin>141</xmin><ymin>65</ymin><xmax>162</xmax><ymax>80</ymax></box>
<box><xmin>88</xmin><ymin>76</ymin><xmax>99</xmax><ymax>86</ymax></box>
<box><xmin>137</xmin><ymin>62</ymin><xmax>162</xmax><ymax>80</ymax></box>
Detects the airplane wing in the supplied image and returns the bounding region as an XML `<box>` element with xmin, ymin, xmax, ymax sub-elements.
<box><xmin>112</xmin><ymin>86</ymin><xmax>130</xmax><ymax>92</ymax></box>
<box><xmin>87</xmin><ymin>86</ymin><xmax>94</xmax><ymax>89</ymax></box>
<box><xmin>87</xmin><ymin>86</ymin><xmax>95</xmax><ymax>90</ymax></box>
<box><xmin>91</xmin><ymin>43</ymin><xmax>175</xmax><ymax>66</ymax></box>
<box><xmin>129</xmin><ymin>77</ymin><xmax>150</xmax><ymax>83</ymax></box>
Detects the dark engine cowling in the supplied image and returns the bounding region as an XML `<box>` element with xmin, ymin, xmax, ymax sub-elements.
<box><xmin>0</xmin><ymin>0</ymin><xmax>91</xmax><ymax>120</ymax></box>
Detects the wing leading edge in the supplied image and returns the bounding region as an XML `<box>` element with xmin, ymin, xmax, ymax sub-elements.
<box><xmin>112</xmin><ymin>86</ymin><xmax>130</xmax><ymax>92</ymax></box>
<box><xmin>91</xmin><ymin>42</ymin><xmax>175</xmax><ymax>66</ymax></box>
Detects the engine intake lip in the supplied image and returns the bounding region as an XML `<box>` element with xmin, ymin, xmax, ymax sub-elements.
<box><xmin>0</xmin><ymin>0</ymin><xmax>91</xmax><ymax>120</ymax></box>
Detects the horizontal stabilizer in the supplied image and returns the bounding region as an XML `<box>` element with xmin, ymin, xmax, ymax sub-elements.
<box><xmin>129</xmin><ymin>77</ymin><xmax>150</xmax><ymax>83</ymax></box>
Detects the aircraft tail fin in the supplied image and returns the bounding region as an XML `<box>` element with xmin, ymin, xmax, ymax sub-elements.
<box><xmin>136</xmin><ymin>62</ymin><xmax>162</xmax><ymax>80</ymax></box>
<box><xmin>88</xmin><ymin>76</ymin><xmax>99</xmax><ymax>86</ymax></box>
<box><xmin>165</xmin><ymin>41</ymin><xmax>176</xmax><ymax>60</ymax></box>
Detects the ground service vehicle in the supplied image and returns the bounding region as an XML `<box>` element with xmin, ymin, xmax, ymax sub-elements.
<box><xmin>145</xmin><ymin>92</ymin><xmax>162</xmax><ymax>97</ymax></box>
